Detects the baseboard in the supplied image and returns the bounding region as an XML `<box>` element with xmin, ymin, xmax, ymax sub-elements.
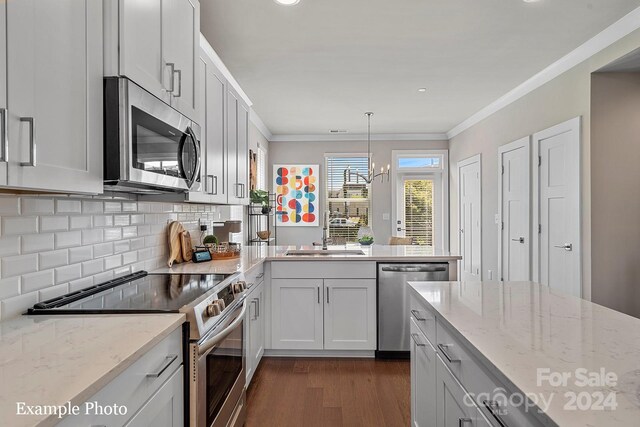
<box><xmin>263</xmin><ymin>349</ymin><xmax>376</xmax><ymax>358</ymax></box>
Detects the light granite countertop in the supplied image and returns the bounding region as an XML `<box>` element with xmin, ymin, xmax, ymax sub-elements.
<box><xmin>152</xmin><ymin>244</ymin><xmax>461</xmax><ymax>275</ymax></box>
<box><xmin>0</xmin><ymin>313</ymin><xmax>185</xmax><ymax>427</ymax></box>
<box><xmin>408</xmin><ymin>281</ymin><xmax>640</xmax><ymax>427</ymax></box>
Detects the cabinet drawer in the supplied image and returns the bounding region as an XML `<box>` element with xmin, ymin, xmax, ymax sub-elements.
<box><xmin>245</xmin><ymin>263</ymin><xmax>265</xmax><ymax>288</ymax></box>
<box><xmin>409</xmin><ymin>294</ymin><xmax>436</xmax><ymax>346</ymax></box>
<box><xmin>436</xmin><ymin>322</ymin><xmax>543</xmax><ymax>427</ymax></box>
<box><xmin>58</xmin><ymin>327</ymin><xmax>183</xmax><ymax>427</ymax></box>
<box><xmin>271</xmin><ymin>261</ymin><xmax>376</xmax><ymax>279</ymax></box>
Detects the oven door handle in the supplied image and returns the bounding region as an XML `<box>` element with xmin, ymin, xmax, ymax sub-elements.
<box><xmin>198</xmin><ymin>301</ymin><xmax>247</xmax><ymax>355</ymax></box>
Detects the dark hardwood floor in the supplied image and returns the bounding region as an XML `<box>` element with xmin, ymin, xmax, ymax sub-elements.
<box><xmin>246</xmin><ymin>357</ymin><xmax>410</xmax><ymax>427</ymax></box>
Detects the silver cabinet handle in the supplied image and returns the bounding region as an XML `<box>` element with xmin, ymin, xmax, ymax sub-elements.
<box><xmin>553</xmin><ymin>243</ymin><xmax>573</xmax><ymax>251</ymax></box>
<box><xmin>326</xmin><ymin>287</ymin><xmax>330</xmax><ymax>304</ymax></box>
<box><xmin>251</xmin><ymin>298</ymin><xmax>259</xmax><ymax>320</ymax></box>
<box><xmin>411</xmin><ymin>333</ymin><xmax>425</xmax><ymax>347</ymax></box>
<box><xmin>317</xmin><ymin>286</ymin><xmax>320</xmax><ymax>304</ymax></box>
<box><xmin>437</xmin><ymin>344</ymin><xmax>461</xmax><ymax>363</ymax></box>
<box><xmin>234</xmin><ymin>183</ymin><xmax>241</xmax><ymax>197</ymax></box>
<box><xmin>256</xmin><ymin>273</ymin><xmax>264</xmax><ymax>279</ymax></box>
<box><xmin>459</xmin><ymin>419</ymin><xmax>473</xmax><ymax>427</ymax></box>
<box><xmin>511</xmin><ymin>237</ymin><xmax>525</xmax><ymax>243</ymax></box>
<box><xmin>146</xmin><ymin>354</ymin><xmax>178</xmax><ymax>378</ymax></box>
<box><xmin>19</xmin><ymin>117</ymin><xmax>36</xmax><ymax>167</ymax></box>
<box><xmin>483</xmin><ymin>400</ymin><xmax>508</xmax><ymax>427</ymax></box>
<box><xmin>207</xmin><ymin>175</ymin><xmax>218</xmax><ymax>195</ymax></box>
<box><xmin>411</xmin><ymin>309</ymin><xmax>427</xmax><ymax>321</ymax></box>
<box><xmin>165</xmin><ymin>62</ymin><xmax>175</xmax><ymax>93</ymax></box>
<box><xmin>0</xmin><ymin>108</ymin><xmax>7</xmax><ymax>162</ymax></box>
<box><xmin>173</xmin><ymin>69</ymin><xmax>182</xmax><ymax>98</ymax></box>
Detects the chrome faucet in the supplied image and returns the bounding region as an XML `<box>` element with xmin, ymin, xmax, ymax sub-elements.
<box><xmin>322</xmin><ymin>222</ymin><xmax>329</xmax><ymax>250</ymax></box>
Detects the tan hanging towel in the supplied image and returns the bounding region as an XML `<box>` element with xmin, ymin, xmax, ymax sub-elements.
<box><xmin>167</xmin><ymin>221</ymin><xmax>186</xmax><ymax>267</ymax></box>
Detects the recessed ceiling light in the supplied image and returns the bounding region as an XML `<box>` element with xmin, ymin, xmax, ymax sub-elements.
<box><xmin>274</xmin><ymin>0</ymin><xmax>300</xmax><ymax>5</ymax></box>
<box><xmin>523</xmin><ymin>0</ymin><xmax>540</xmax><ymax>3</ymax></box>
<box><xmin>417</xmin><ymin>88</ymin><xmax>427</xmax><ymax>93</ymax></box>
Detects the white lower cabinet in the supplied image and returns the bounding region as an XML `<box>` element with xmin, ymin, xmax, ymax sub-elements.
<box><xmin>436</xmin><ymin>356</ymin><xmax>477</xmax><ymax>427</ymax></box>
<box><xmin>125</xmin><ymin>366</ymin><xmax>184</xmax><ymax>427</ymax></box>
<box><xmin>271</xmin><ymin>276</ymin><xmax>376</xmax><ymax>351</ymax></box>
<box><xmin>410</xmin><ymin>319</ymin><xmax>437</xmax><ymax>427</ymax></box>
<box><xmin>246</xmin><ymin>280</ymin><xmax>265</xmax><ymax>384</ymax></box>
<box><xmin>271</xmin><ymin>279</ymin><xmax>324</xmax><ymax>350</ymax></box>
<box><xmin>323</xmin><ymin>279</ymin><xmax>376</xmax><ymax>350</ymax></box>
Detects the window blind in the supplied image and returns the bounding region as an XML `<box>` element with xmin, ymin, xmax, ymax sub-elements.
<box><xmin>403</xmin><ymin>179</ymin><xmax>434</xmax><ymax>247</ymax></box>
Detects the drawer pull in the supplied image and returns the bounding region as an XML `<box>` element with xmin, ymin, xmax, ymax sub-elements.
<box><xmin>437</xmin><ymin>344</ymin><xmax>461</xmax><ymax>363</ymax></box>
<box><xmin>256</xmin><ymin>273</ymin><xmax>264</xmax><ymax>279</ymax></box>
<box><xmin>410</xmin><ymin>333</ymin><xmax>426</xmax><ymax>347</ymax></box>
<box><xmin>483</xmin><ymin>400</ymin><xmax>508</xmax><ymax>427</ymax></box>
<box><xmin>410</xmin><ymin>309</ymin><xmax>428</xmax><ymax>321</ymax></box>
<box><xmin>146</xmin><ymin>354</ymin><xmax>178</xmax><ymax>378</ymax></box>
<box><xmin>458</xmin><ymin>418</ymin><xmax>472</xmax><ymax>426</ymax></box>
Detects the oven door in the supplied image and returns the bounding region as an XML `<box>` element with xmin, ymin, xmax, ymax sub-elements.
<box><xmin>121</xmin><ymin>78</ymin><xmax>201</xmax><ymax>192</ymax></box>
<box><xmin>192</xmin><ymin>301</ymin><xmax>247</xmax><ymax>427</ymax></box>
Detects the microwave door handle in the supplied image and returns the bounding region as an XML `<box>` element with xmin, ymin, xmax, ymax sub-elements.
<box><xmin>187</xmin><ymin>126</ymin><xmax>201</xmax><ymax>187</ymax></box>
<box><xmin>198</xmin><ymin>301</ymin><xmax>247</xmax><ymax>355</ymax></box>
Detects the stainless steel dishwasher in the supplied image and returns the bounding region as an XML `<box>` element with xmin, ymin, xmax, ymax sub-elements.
<box><xmin>377</xmin><ymin>263</ymin><xmax>449</xmax><ymax>357</ymax></box>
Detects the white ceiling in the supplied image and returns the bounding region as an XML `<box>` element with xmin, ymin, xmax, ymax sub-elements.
<box><xmin>201</xmin><ymin>0</ymin><xmax>640</xmax><ymax>136</ymax></box>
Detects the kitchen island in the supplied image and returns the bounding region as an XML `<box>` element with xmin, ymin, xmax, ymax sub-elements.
<box><xmin>408</xmin><ymin>280</ymin><xmax>640</xmax><ymax>427</ymax></box>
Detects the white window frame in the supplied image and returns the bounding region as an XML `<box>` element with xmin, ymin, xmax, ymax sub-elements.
<box><xmin>391</xmin><ymin>150</ymin><xmax>449</xmax><ymax>251</ymax></box>
<box><xmin>324</xmin><ymin>152</ymin><xmax>371</xmax><ymax>237</ymax></box>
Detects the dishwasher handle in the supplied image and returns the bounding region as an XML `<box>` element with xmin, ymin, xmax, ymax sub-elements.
<box><xmin>380</xmin><ymin>265</ymin><xmax>447</xmax><ymax>273</ymax></box>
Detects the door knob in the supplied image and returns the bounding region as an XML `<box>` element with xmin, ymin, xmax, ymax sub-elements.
<box><xmin>511</xmin><ymin>237</ymin><xmax>525</xmax><ymax>243</ymax></box>
<box><xmin>553</xmin><ymin>243</ymin><xmax>573</xmax><ymax>251</ymax></box>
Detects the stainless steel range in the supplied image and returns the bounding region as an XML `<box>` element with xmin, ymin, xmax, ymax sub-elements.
<box><xmin>27</xmin><ymin>270</ymin><xmax>249</xmax><ymax>427</ymax></box>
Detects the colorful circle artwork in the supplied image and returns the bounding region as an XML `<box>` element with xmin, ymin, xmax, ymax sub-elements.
<box><xmin>275</xmin><ymin>165</ymin><xmax>318</xmax><ymax>226</ymax></box>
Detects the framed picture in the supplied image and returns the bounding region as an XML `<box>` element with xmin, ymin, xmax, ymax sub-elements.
<box><xmin>274</xmin><ymin>164</ymin><xmax>319</xmax><ymax>227</ymax></box>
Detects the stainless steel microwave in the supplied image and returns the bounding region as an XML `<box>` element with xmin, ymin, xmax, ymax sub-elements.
<box><xmin>104</xmin><ymin>77</ymin><xmax>201</xmax><ymax>193</ymax></box>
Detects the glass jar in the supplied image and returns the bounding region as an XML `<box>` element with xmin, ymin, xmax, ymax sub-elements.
<box><xmin>357</xmin><ymin>226</ymin><xmax>375</xmax><ymax>246</ymax></box>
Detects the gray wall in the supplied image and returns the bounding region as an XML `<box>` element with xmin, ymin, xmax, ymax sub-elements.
<box><xmin>448</xmin><ymin>27</ymin><xmax>640</xmax><ymax>302</ymax></box>
<box><xmin>269</xmin><ymin>139</ymin><xmax>448</xmax><ymax>246</ymax></box>
<box><xmin>591</xmin><ymin>72</ymin><xmax>640</xmax><ymax>318</ymax></box>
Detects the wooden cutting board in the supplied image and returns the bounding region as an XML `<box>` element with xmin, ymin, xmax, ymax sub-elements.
<box><xmin>167</xmin><ymin>221</ymin><xmax>185</xmax><ymax>267</ymax></box>
<box><xmin>180</xmin><ymin>230</ymin><xmax>194</xmax><ymax>262</ymax></box>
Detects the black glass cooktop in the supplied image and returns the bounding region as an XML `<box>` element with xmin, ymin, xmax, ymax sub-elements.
<box><xmin>27</xmin><ymin>271</ymin><xmax>230</xmax><ymax>314</ymax></box>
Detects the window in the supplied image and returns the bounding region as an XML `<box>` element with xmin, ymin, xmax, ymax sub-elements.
<box><xmin>397</xmin><ymin>154</ymin><xmax>444</xmax><ymax>170</ymax></box>
<box><xmin>403</xmin><ymin>179</ymin><xmax>434</xmax><ymax>246</ymax></box>
<box><xmin>325</xmin><ymin>154</ymin><xmax>370</xmax><ymax>243</ymax></box>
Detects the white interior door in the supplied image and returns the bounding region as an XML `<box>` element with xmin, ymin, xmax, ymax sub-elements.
<box><xmin>533</xmin><ymin>117</ymin><xmax>581</xmax><ymax>297</ymax></box>
<box><xmin>458</xmin><ymin>155</ymin><xmax>482</xmax><ymax>281</ymax></box>
<box><xmin>499</xmin><ymin>137</ymin><xmax>531</xmax><ymax>281</ymax></box>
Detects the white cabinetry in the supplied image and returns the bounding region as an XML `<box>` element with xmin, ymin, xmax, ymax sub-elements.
<box><xmin>246</xmin><ymin>280</ymin><xmax>266</xmax><ymax>385</ymax></box>
<box><xmin>410</xmin><ymin>319</ymin><xmax>437</xmax><ymax>427</ymax></box>
<box><xmin>109</xmin><ymin>0</ymin><xmax>199</xmax><ymax>120</ymax></box>
<box><xmin>270</xmin><ymin>262</ymin><xmax>377</xmax><ymax>352</ymax></box>
<box><xmin>0</xmin><ymin>1</ymin><xmax>7</xmax><ymax>186</ymax></box>
<box><xmin>57</xmin><ymin>327</ymin><xmax>184</xmax><ymax>427</ymax></box>
<box><xmin>435</xmin><ymin>356</ymin><xmax>476</xmax><ymax>427</ymax></box>
<box><xmin>3</xmin><ymin>0</ymin><xmax>103</xmax><ymax>194</ymax></box>
<box><xmin>227</xmin><ymin>86</ymin><xmax>250</xmax><ymax>205</ymax></box>
<box><xmin>271</xmin><ymin>279</ymin><xmax>324</xmax><ymax>350</ymax></box>
<box><xmin>323</xmin><ymin>279</ymin><xmax>376</xmax><ymax>350</ymax></box>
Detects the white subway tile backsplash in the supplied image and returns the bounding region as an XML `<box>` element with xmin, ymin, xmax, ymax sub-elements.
<box><xmin>0</xmin><ymin>197</ymin><xmax>20</xmax><ymax>215</ymax></box>
<box><xmin>81</xmin><ymin>259</ymin><xmax>103</xmax><ymax>277</ymax></box>
<box><xmin>2</xmin><ymin>255</ymin><xmax>38</xmax><ymax>278</ymax></box>
<box><xmin>122</xmin><ymin>226</ymin><xmax>137</xmax><ymax>239</ymax></box>
<box><xmin>113</xmin><ymin>240</ymin><xmax>130</xmax><ymax>254</ymax></box>
<box><xmin>69</xmin><ymin>246</ymin><xmax>93</xmax><ymax>264</ymax></box>
<box><xmin>104</xmin><ymin>228</ymin><xmax>122</xmax><ymax>241</ymax></box>
<box><xmin>0</xmin><ymin>277</ymin><xmax>20</xmax><ymax>299</ymax></box>
<box><xmin>55</xmin><ymin>231</ymin><xmax>82</xmax><ymax>249</ymax></box>
<box><xmin>70</xmin><ymin>216</ymin><xmax>93</xmax><ymax>230</ymax></box>
<box><xmin>2</xmin><ymin>217</ymin><xmax>38</xmax><ymax>235</ymax></box>
<box><xmin>21</xmin><ymin>234</ymin><xmax>55</xmax><ymax>254</ymax></box>
<box><xmin>22</xmin><ymin>270</ymin><xmax>54</xmax><ymax>293</ymax></box>
<box><xmin>104</xmin><ymin>255</ymin><xmax>122</xmax><ymax>270</ymax></box>
<box><xmin>122</xmin><ymin>251</ymin><xmax>138</xmax><ymax>265</ymax></box>
<box><xmin>41</xmin><ymin>216</ymin><xmax>69</xmax><ymax>232</ymax></box>
<box><xmin>113</xmin><ymin>215</ymin><xmax>130</xmax><ymax>226</ymax></box>
<box><xmin>21</xmin><ymin>198</ymin><xmax>54</xmax><ymax>215</ymax></box>
<box><xmin>113</xmin><ymin>266</ymin><xmax>131</xmax><ymax>278</ymax></box>
<box><xmin>81</xmin><ymin>200</ymin><xmax>103</xmax><ymax>214</ymax></box>
<box><xmin>93</xmin><ymin>215</ymin><xmax>113</xmax><ymax>227</ymax></box>
<box><xmin>122</xmin><ymin>202</ymin><xmax>137</xmax><ymax>212</ymax></box>
<box><xmin>38</xmin><ymin>284</ymin><xmax>69</xmax><ymax>302</ymax></box>
<box><xmin>0</xmin><ymin>237</ymin><xmax>20</xmax><ymax>257</ymax></box>
<box><xmin>56</xmin><ymin>199</ymin><xmax>82</xmax><ymax>214</ymax></box>
<box><xmin>1</xmin><ymin>292</ymin><xmax>38</xmax><ymax>320</ymax></box>
<box><xmin>69</xmin><ymin>277</ymin><xmax>93</xmax><ymax>292</ymax></box>
<box><xmin>104</xmin><ymin>202</ymin><xmax>121</xmax><ymax>213</ymax></box>
<box><xmin>55</xmin><ymin>264</ymin><xmax>82</xmax><ymax>285</ymax></box>
<box><xmin>93</xmin><ymin>270</ymin><xmax>114</xmax><ymax>284</ymax></box>
<box><xmin>81</xmin><ymin>229</ymin><xmax>103</xmax><ymax>245</ymax></box>
<box><xmin>93</xmin><ymin>242</ymin><xmax>114</xmax><ymax>258</ymax></box>
<box><xmin>39</xmin><ymin>250</ymin><xmax>69</xmax><ymax>270</ymax></box>
<box><xmin>137</xmin><ymin>225</ymin><xmax>151</xmax><ymax>236</ymax></box>
<box><xmin>130</xmin><ymin>214</ymin><xmax>144</xmax><ymax>225</ymax></box>
<box><xmin>130</xmin><ymin>237</ymin><xmax>145</xmax><ymax>250</ymax></box>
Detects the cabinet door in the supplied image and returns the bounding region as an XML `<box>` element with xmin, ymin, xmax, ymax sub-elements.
<box><xmin>166</xmin><ymin>0</ymin><xmax>199</xmax><ymax>120</ymax></box>
<box><xmin>323</xmin><ymin>279</ymin><xmax>376</xmax><ymax>350</ymax></box>
<box><xmin>410</xmin><ymin>319</ymin><xmax>437</xmax><ymax>427</ymax></box>
<box><xmin>226</xmin><ymin>88</ymin><xmax>241</xmax><ymax>204</ymax></box>
<box><xmin>125</xmin><ymin>366</ymin><xmax>184</xmax><ymax>427</ymax></box>
<box><xmin>6</xmin><ymin>0</ymin><xmax>102</xmax><ymax>193</ymax></box>
<box><xmin>247</xmin><ymin>281</ymin><xmax>265</xmax><ymax>384</ymax></box>
<box><xmin>236</xmin><ymin>101</ymin><xmax>250</xmax><ymax>205</ymax></box>
<box><xmin>0</xmin><ymin>1</ymin><xmax>7</xmax><ymax>186</ymax></box>
<box><xmin>271</xmin><ymin>279</ymin><xmax>323</xmax><ymax>350</ymax></box>
<box><xmin>204</xmin><ymin>53</ymin><xmax>228</xmax><ymax>203</ymax></box>
<box><xmin>436</xmin><ymin>357</ymin><xmax>477</xmax><ymax>427</ymax></box>
<box><xmin>120</xmin><ymin>0</ymin><xmax>171</xmax><ymax>104</ymax></box>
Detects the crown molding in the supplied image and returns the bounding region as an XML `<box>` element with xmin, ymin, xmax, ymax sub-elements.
<box><xmin>200</xmin><ymin>34</ymin><xmax>253</xmax><ymax>108</ymax></box>
<box><xmin>269</xmin><ymin>133</ymin><xmax>448</xmax><ymax>142</ymax></box>
<box><xmin>249</xmin><ymin>110</ymin><xmax>273</xmax><ymax>141</ymax></box>
<box><xmin>447</xmin><ymin>5</ymin><xmax>640</xmax><ymax>139</ymax></box>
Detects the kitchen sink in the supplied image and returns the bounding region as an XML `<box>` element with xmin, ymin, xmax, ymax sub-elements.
<box><xmin>285</xmin><ymin>249</ymin><xmax>366</xmax><ymax>256</ymax></box>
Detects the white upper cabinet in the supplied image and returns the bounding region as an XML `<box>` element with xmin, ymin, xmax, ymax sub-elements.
<box><xmin>0</xmin><ymin>1</ymin><xmax>7</xmax><ymax>187</ymax></box>
<box><xmin>112</xmin><ymin>0</ymin><xmax>199</xmax><ymax>120</ymax></box>
<box><xmin>5</xmin><ymin>0</ymin><xmax>103</xmax><ymax>194</ymax></box>
<box><xmin>227</xmin><ymin>86</ymin><xmax>250</xmax><ymax>205</ymax></box>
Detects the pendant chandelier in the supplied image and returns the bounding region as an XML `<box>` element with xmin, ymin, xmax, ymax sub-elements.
<box><xmin>347</xmin><ymin>112</ymin><xmax>390</xmax><ymax>184</ymax></box>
